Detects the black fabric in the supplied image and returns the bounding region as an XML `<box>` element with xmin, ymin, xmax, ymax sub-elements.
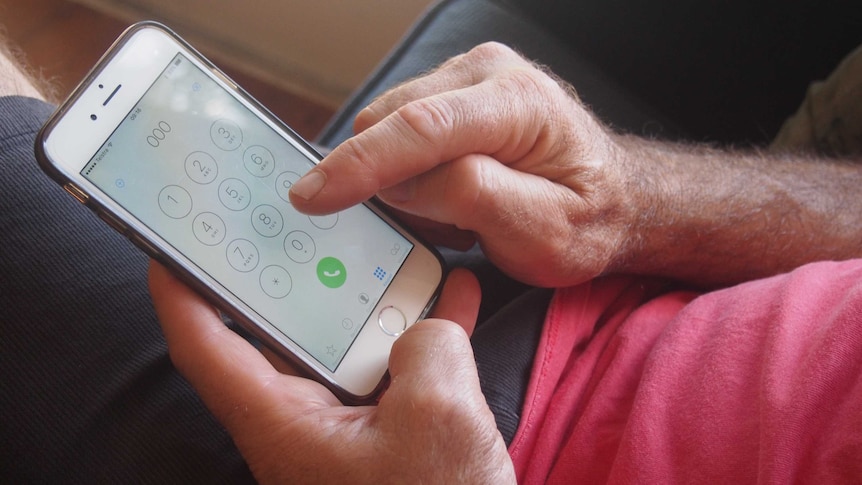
<box><xmin>317</xmin><ymin>0</ymin><xmax>678</xmax><ymax>148</ymax></box>
<box><xmin>437</xmin><ymin>246</ymin><xmax>551</xmax><ymax>445</ymax></box>
<box><xmin>471</xmin><ymin>288</ymin><xmax>554</xmax><ymax>446</ymax></box>
<box><xmin>0</xmin><ymin>96</ymin><xmax>254</xmax><ymax>484</ymax></box>
<box><xmin>500</xmin><ymin>0</ymin><xmax>862</xmax><ymax>144</ymax></box>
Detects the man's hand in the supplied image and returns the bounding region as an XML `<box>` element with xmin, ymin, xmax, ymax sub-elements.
<box><xmin>149</xmin><ymin>262</ymin><xmax>516</xmax><ymax>485</ymax></box>
<box><xmin>290</xmin><ymin>42</ymin><xmax>634</xmax><ymax>288</ymax></box>
<box><xmin>290</xmin><ymin>42</ymin><xmax>862</xmax><ymax>288</ymax></box>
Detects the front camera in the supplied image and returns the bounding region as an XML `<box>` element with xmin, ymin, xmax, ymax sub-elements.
<box><xmin>90</xmin><ymin>114</ymin><xmax>97</xmax><ymax>121</ymax></box>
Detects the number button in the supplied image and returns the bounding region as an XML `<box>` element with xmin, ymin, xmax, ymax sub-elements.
<box><xmin>193</xmin><ymin>212</ymin><xmax>226</xmax><ymax>246</ymax></box>
<box><xmin>275</xmin><ymin>171</ymin><xmax>302</xmax><ymax>203</ymax></box>
<box><xmin>283</xmin><ymin>230</ymin><xmax>316</xmax><ymax>264</ymax></box>
<box><xmin>218</xmin><ymin>178</ymin><xmax>251</xmax><ymax>211</ymax></box>
<box><xmin>310</xmin><ymin>213</ymin><xmax>338</xmax><ymax>230</ymax></box>
<box><xmin>158</xmin><ymin>185</ymin><xmax>192</xmax><ymax>219</ymax></box>
<box><xmin>185</xmin><ymin>151</ymin><xmax>218</xmax><ymax>185</ymax></box>
<box><xmin>226</xmin><ymin>239</ymin><xmax>259</xmax><ymax>272</ymax></box>
<box><xmin>260</xmin><ymin>265</ymin><xmax>293</xmax><ymax>299</ymax></box>
<box><xmin>251</xmin><ymin>204</ymin><xmax>284</xmax><ymax>238</ymax></box>
<box><xmin>210</xmin><ymin>119</ymin><xmax>243</xmax><ymax>151</ymax></box>
<box><xmin>243</xmin><ymin>145</ymin><xmax>275</xmax><ymax>178</ymax></box>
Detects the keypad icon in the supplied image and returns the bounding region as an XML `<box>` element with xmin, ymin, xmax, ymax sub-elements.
<box><xmin>373</xmin><ymin>267</ymin><xmax>387</xmax><ymax>281</ymax></box>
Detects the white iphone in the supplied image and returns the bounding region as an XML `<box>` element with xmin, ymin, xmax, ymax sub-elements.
<box><xmin>36</xmin><ymin>22</ymin><xmax>444</xmax><ymax>404</ymax></box>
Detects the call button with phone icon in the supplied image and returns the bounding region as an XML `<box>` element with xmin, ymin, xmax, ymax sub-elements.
<box><xmin>317</xmin><ymin>257</ymin><xmax>347</xmax><ymax>288</ymax></box>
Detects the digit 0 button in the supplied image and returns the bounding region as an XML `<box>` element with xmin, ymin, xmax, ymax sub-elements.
<box><xmin>284</xmin><ymin>230</ymin><xmax>316</xmax><ymax>264</ymax></box>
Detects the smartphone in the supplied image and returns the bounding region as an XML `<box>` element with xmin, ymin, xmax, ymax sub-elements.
<box><xmin>35</xmin><ymin>21</ymin><xmax>444</xmax><ymax>404</ymax></box>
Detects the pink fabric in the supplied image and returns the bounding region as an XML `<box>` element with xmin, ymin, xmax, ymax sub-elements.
<box><xmin>509</xmin><ymin>260</ymin><xmax>862</xmax><ymax>483</ymax></box>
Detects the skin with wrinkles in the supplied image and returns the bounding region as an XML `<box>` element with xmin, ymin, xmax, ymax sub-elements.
<box><xmin>149</xmin><ymin>42</ymin><xmax>862</xmax><ymax>483</ymax></box>
<box><xmin>292</xmin><ymin>43</ymin><xmax>862</xmax><ymax>288</ymax></box>
<box><xmin>292</xmin><ymin>44</ymin><xmax>631</xmax><ymax>287</ymax></box>
<box><xmin>151</xmin><ymin>263</ymin><xmax>515</xmax><ymax>484</ymax></box>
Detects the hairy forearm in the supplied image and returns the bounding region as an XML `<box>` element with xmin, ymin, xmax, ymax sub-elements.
<box><xmin>612</xmin><ymin>135</ymin><xmax>862</xmax><ymax>287</ymax></box>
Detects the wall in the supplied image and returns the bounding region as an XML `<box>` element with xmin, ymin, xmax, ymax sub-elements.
<box><xmin>74</xmin><ymin>0</ymin><xmax>434</xmax><ymax>106</ymax></box>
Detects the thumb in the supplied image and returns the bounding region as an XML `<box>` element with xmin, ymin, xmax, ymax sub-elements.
<box><xmin>380</xmin><ymin>319</ymin><xmax>517</xmax><ymax>484</ymax></box>
<box><xmin>387</xmin><ymin>319</ymin><xmax>481</xmax><ymax>396</ymax></box>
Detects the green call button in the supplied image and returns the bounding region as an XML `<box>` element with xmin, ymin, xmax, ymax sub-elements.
<box><xmin>317</xmin><ymin>257</ymin><xmax>347</xmax><ymax>288</ymax></box>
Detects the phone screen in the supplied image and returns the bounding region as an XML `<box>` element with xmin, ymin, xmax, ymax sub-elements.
<box><xmin>81</xmin><ymin>53</ymin><xmax>413</xmax><ymax>371</ymax></box>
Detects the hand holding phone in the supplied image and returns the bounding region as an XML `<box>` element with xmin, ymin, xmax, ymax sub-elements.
<box><xmin>36</xmin><ymin>22</ymin><xmax>444</xmax><ymax>403</ymax></box>
<box><xmin>150</xmin><ymin>262</ymin><xmax>517</xmax><ymax>484</ymax></box>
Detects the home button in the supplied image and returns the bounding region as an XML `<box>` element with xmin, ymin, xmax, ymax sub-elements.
<box><xmin>378</xmin><ymin>306</ymin><xmax>407</xmax><ymax>337</ymax></box>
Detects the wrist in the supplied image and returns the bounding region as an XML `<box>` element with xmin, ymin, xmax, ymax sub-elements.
<box><xmin>602</xmin><ymin>134</ymin><xmax>862</xmax><ymax>287</ymax></box>
<box><xmin>604</xmin><ymin>134</ymin><xmax>735</xmax><ymax>284</ymax></box>
<box><xmin>597</xmin><ymin>133</ymin><xmax>656</xmax><ymax>278</ymax></box>
<box><xmin>602</xmin><ymin>133</ymin><xmax>732</xmax><ymax>284</ymax></box>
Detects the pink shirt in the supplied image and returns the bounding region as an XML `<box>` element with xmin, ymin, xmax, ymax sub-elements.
<box><xmin>509</xmin><ymin>259</ymin><xmax>862</xmax><ymax>483</ymax></box>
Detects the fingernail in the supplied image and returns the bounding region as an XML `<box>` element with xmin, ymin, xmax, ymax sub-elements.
<box><xmin>290</xmin><ymin>170</ymin><xmax>326</xmax><ymax>201</ymax></box>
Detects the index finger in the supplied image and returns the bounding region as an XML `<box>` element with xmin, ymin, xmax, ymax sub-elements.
<box><xmin>353</xmin><ymin>42</ymin><xmax>530</xmax><ymax>135</ymax></box>
<box><xmin>288</xmin><ymin>57</ymin><xmax>558</xmax><ymax>215</ymax></box>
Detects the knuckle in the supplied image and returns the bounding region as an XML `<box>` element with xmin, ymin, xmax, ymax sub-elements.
<box><xmin>446</xmin><ymin>157</ymin><xmax>488</xmax><ymax>221</ymax></box>
<box><xmin>503</xmin><ymin>65</ymin><xmax>561</xmax><ymax>102</ymax></box>
<box><xmin>353</xmin><ymin>105</ymin><xmax>379</xmax><ymax>133</ymax></box>
<box><xmin>392</xmin><ymin>97</ymin><xmax>455</xmax><ymax>147</ymax></box>
<box><xmin>467</xmin><ymin>41</ymin><xmax>518</xmax><ymax>63</ymax></box>
<box><xmin>337</xmin><ymin>136</ymin><xmax>383</xmax><ymax>189</ymax></box>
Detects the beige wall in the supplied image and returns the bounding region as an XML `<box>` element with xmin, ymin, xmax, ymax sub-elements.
<box><xmin>74</xmin><ymin>0</ymin><xmax>434</xmax><ymax>106</ymax></box>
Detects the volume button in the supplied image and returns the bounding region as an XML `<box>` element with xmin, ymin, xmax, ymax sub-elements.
<box><xmin>98</xmin><ymin>211</ymin><xmax>127</xmax><ymax>234</ymax></box>
<box><xmin>129</xmin><ymin>235</ymin><xmax>165</xmax><ymax>264</ymax></box>
<box><xmin>63</xmin><ymin>183</ymin><xmax>88</xmax><ymax>204</ymax></box>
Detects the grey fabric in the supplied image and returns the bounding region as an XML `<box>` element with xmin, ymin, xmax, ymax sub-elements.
<box><xmin>0</xmin><ymin>96</ymin><xmax>254</xmax><ymax>484</ymax></box>
<box><xmin>499</xmin><ymin>0</ymin><xmax>862</xmax><ymax>144</ymax></box>
<box><xmin>321</xmin><ymin>0</ymin><xmax>862</xmax><ymax>147</ymax></box>
<box><xmin>317</xmin><ymin>0</ymin><xmax>677</xmax><ymax>149</ymax></box>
